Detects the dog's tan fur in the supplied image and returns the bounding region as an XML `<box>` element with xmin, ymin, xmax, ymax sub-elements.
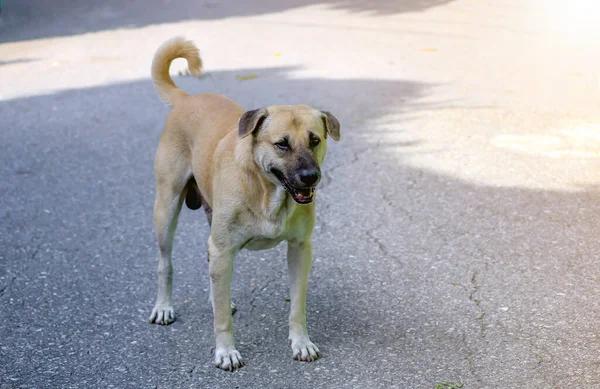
<box><xmin>148</xmin><ymin>37</ymin><xmax>340</xmax><ymax>370</ymax></box>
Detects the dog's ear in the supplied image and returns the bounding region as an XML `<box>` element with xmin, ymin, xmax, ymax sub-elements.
<box><xmin>321</xmin><ymin>111</ymin><xmax>340</xmax><ymax>141</ymax></box>
<box><xmin>239</xmin><ymin>108</ymin><xmax>268</xmax><ymax>139</ymax></box>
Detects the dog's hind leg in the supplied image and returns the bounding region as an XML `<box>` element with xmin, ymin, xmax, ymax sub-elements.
<box><xmin>149</xmin><ymin>147</ymin><xmax>190</xmax><ymax>325</ymax></box>
<box><xmin>201</xmin><ymin>194</ymin><xmax>213</xmax><ymax>227</ymax></box>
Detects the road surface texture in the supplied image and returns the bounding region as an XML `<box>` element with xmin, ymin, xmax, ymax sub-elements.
<box><xmin>1</xmin><ymin>0</ymin><xmax>600</xmax><ymax>388</ymax></box>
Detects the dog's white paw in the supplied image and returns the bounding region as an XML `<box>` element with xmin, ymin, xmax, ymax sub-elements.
<box><xmin>289</xmin><ymin>335</ymin><xmax>320</xmax><ymax>361</ymax></box>
<box><xmin>149</xmin><ymin>304</ymin><xmax>175</xmax><ymax>325</ymax></box>
<box><xmin>214</xmin><ymin>347</ymin><xmax>244</xmax><ymax>371</ymax></box>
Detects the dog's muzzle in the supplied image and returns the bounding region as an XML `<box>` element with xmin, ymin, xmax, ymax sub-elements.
<box><xmin>271</xmin><ymin>168</ymin><xmax>318</xmax><ymax>204</ymax></box>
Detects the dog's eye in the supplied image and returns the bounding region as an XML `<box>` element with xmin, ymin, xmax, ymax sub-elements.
<box><xmin>274</xmin><ymin>138</ymin><xmax>290</xmax><ymax>151</ymax></box>
<box><xmin>309</xmin><ymin>134</ymin><xmax>321</xmax><ymax>148</ymax></box>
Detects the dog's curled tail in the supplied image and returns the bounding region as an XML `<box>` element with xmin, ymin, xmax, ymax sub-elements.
<box><xmin>151</xmin><ymin>37</ymin><xmax>203</xmax><ymax>107</ymax></box>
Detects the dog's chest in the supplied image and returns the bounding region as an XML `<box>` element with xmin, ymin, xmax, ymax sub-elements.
<box><xmin>244</xmin><ymin>236</ymin><xmax>284</xmax><ymax>251</ymax></box>
<box><xmin>242</xmin><ymin>203</ymin><xmax>301</xmax><ymax>251</ymax></box>
<box><xmin>243</xmin><ymin>216</ymin><xmax>288</xmax><ymax>251</ymax></box>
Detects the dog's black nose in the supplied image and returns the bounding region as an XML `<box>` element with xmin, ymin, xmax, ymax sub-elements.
<box><xmin>298</xmin><ymin>169</ymin><xmax>320</xmax><ymax>186</ymax></box>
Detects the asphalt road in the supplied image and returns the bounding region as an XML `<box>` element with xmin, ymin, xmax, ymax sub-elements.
<box><xmin>1</xmin><ymin>1</ymin><xmax>600</xmax><ymax>388</ymax></box>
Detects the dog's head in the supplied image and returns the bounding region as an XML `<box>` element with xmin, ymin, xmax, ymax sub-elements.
<box><xmin>238</xmin><ymin>105</ymin><xmax>340</xmax><ymax>204</ymax></box>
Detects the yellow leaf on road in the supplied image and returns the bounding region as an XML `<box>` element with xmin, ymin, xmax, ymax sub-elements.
<box><xmin>236</xmin><ymin>74</ymin><xmax>258</xmax><ymax>81</ymax></box>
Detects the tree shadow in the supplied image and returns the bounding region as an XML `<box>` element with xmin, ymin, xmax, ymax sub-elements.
<box><xmin>0</xmin><ymin>58</ymin><xmax>40</xmax><ymax>66</ymax></box>
<box><xmin>1</xmin><ymin>66</ymin><xmax>599</xmax><ymax>388</ymax></box>
<box><xmin>0</xmin><ymin>0</ymin><xmax>457</xmax><ymax>43</ymax></box>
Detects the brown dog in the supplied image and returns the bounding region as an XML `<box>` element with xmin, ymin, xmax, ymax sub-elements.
<box><xmin>148</xmin><ymin>37</ymin><xmax>340</xmax><ymax>371</ymax></box>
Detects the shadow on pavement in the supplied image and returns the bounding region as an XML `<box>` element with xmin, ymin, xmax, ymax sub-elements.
<box><xmin>1</xmin><ymin>66</ymin><xmax>599</xmax><ymax>388</ymax></box>
<box><xmin>0</xmin><ymin>0</ymin><xmax>457</xmax><ymax>43</ymax></box>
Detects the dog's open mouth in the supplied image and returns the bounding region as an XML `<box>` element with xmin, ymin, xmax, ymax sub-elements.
<box><xmin>271</xmin><ymin>168</ymin><xmax>315</xmax><ymax>204</ymax></box>
<box><xmin>290</xmin><ymin>187</ymin><xmax>315</xmax><ymax>204</ymax></box>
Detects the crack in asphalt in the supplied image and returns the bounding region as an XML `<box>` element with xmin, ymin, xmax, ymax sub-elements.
<box><xmin>380</xmin><ymin>190</ymin><xmax>412</xmax><ymax>219</ymax></box>
<box><xmin>460</xmin><ymin>332</ymin><xmax>478</xmax><ymax>381</ymax></box>
<box><xmin>249</xmin><ymin>286</ymin><xmax>258</xmax><ymax>313</ymax></box>
<box><xmin>0</xmin><ymin>276</ymin><xmax>16</xmax><ymax>298</ymax></box>
<box><xmin>457</xmin><ymin>270</ymin><xmax>489</xmax><ymax>385</ymax></box>
<box><xmin>365</xmin><ymin>223</ymin><xmax>399</xmax><ymax>262</ymax></box>
<box><xmin>249</xmin><ymin>274</ymin><xmax>282</xmax><ymax>314</ymax></box>
<box><xmin>469</xmin><ymin>271</ymin><xmax>485</xmax><ymax>324</ymax></box>
<box><xmin>188</xmin><ymin>365</ymin><xmax>196</xmax><ymax>377</ymax></box>
<box><xmin>319</xmin><ymin>140</ymin><xmax>374</xmax><ymax>189</ymax></box>
<box><xmin>259</xmin><ymin>276</ymin><xmax>278</xmax><ymax>293</ymax></box>
<box><xmin>462</xmin><ymin>268</ymin><xmax>558</xmax><ymax>385</ymax></box>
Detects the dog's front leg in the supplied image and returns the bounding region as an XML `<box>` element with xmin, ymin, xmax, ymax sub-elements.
<box><xmin>287</xmin><ymin>240</ymin><xmax>320</xmax><ymax>361</ymax></box>
<box><xmin>208</xmin><ymin>237</ymin><xmax>243</xmax><ymax>371</ymax></box>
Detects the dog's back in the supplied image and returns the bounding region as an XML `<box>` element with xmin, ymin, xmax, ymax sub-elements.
<box><xmin>151</xmin><ymin>38</ymin><xmax>244</xmax><ymax>207</ymax></box>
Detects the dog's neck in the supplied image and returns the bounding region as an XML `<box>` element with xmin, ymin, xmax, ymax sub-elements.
<box><xmin>242</xmin><ymin>167</ymin><xmax>292</xmax><ymax>221</ymax></box>
<box><xmin>234</xmin><ymin>138</ymin><xmax>292</xmax><ymax>220</ymax></box>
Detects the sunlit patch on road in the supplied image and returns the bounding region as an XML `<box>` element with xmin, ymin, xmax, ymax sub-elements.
<box><xmin>491</xmin><ymin>125</ymin><xmax>600</xmax><ymax>159</ymax></box>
